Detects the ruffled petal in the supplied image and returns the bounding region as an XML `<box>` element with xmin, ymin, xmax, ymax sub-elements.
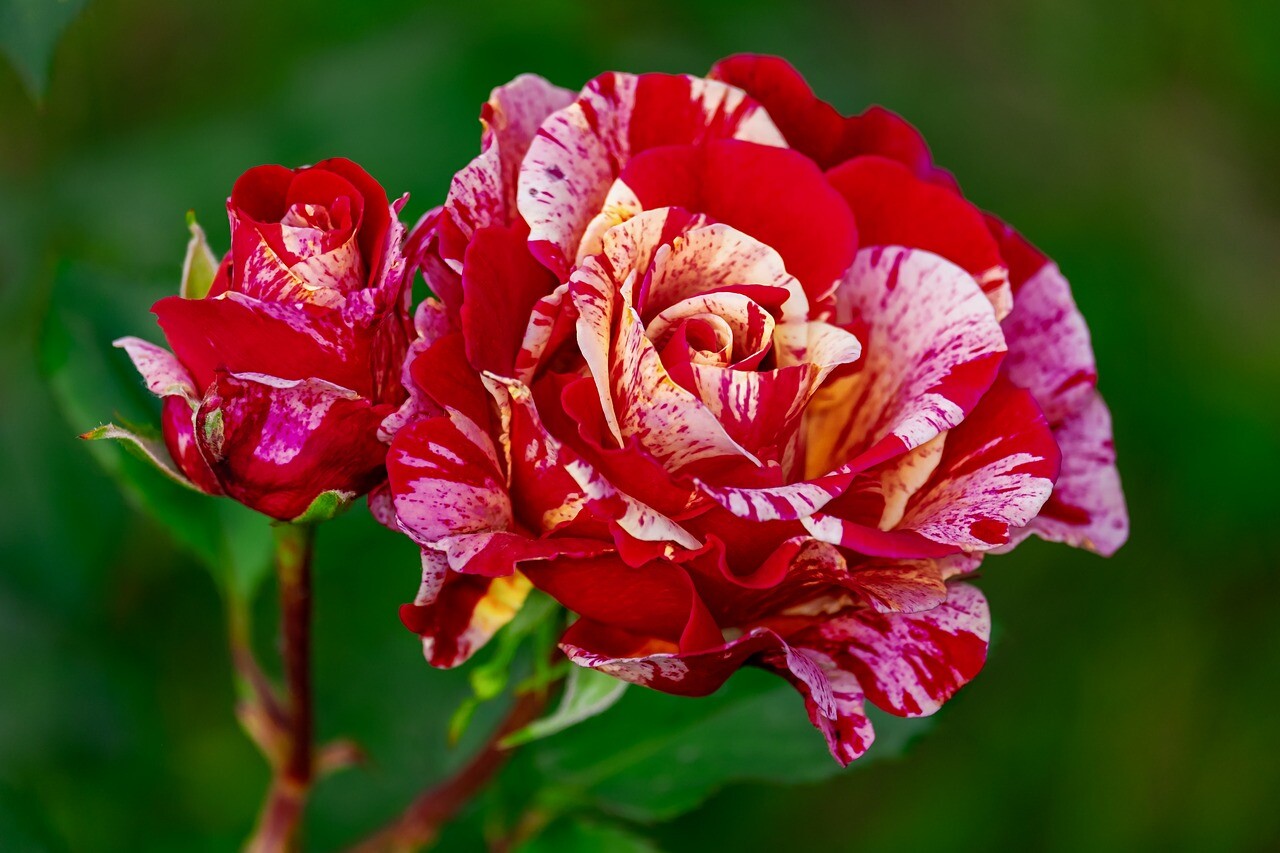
<box><xmin>709</xmin><ymin>54</ymin><xmax>948</xmax><ymax>183</ymax></box>
<box><xmin>153</xmin><ymin>292</ymin><xmax>373</xmax><ymax>396</ymax></box>
<box><xmin>817</xmin><ymin>582</ymin><xmax>990</xmax><ymax>717</ymax></box>
<box><xmin>1021</xmin><ymin>391</ymin><xmax>1128</xmax><ymax>555</ymax></box>
<box><xmin>399</xmin><ymin>550</ymin><xmax>532</xmax><ymax>668</ymax></box>
<box><xmin>806</xmin><ymin>377</ymin><xmax>1059</xmax><ymax>556</ymax></box>
<box><xmin>438</xmin><ymin>75</ymin><xmax>577</xmax><ymax>269</ymax></box>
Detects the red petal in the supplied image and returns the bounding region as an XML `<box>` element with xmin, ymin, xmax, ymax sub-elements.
<box><xmin>618</xmin><ymin>140</ymin><xmax>857</xmax><ymax>302</ymax></box>
<box><xmin>828</xmin><ymin>156</ymin><xmax>1009</xmax><ymax>315</ymax></box>
<box><xmin>195</xmin><ymin>372</ymin><xmax>391</xmax><ymax>520</ymax></box>
<box><xmin>153</xmin><ymin>293</ymin><xmax>374</xmax><ymax>396</ymax></box>
<box><xmin>709</xmin><ymin>54</ymin><xmax>944</xmax><ymax>180</ymax></box>
<box><xmin>460</xmin><ymin>223</ymin><xmax>558</xmax><ymax>376</ymax></box>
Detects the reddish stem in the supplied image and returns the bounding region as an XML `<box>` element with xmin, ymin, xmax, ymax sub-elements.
<box><xmin>247</xmin><ymin>522</ymin><xmax>316</xmax><ymax>852</ymax></box>
<box><xmin>350</xmin><ymin>689</ymin><xmax>549</xmax><ymax>853</ymax></box>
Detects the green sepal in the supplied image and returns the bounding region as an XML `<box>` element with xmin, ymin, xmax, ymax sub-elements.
<box><xmin>81</xmin><ymin>419</ymin><xmax>200</xmax><ymax>491</ymax></box>
<box><xmin>289</xmin><ymin>489</ymin><xmax>355</xmax><ymax>525</ymax></box>
<box><xmin>180</xmin><ymin>213</ymin><xmax>220</xmax><ymax>299</ymax></box>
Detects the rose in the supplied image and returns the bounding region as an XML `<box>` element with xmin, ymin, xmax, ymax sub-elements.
<box><xmin>385</xmin><ymin>59</ymin><xmax>1128</xmax><ymax>764</ymax></box>
<box><xmin>115</xmin><ymin>158</ymin><xmax>411</xmax><ymax>521</ymax></box>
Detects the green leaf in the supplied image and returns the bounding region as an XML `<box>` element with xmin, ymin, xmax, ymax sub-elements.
<box><xmin>501</xmin><ymin>665</ymin><xmax>628</xmax><ymax>748</ymax></box>
<box><xmin>0</xmin><ymin>0</ymin><xmax>89</xmax><ymax>101</ymax></box>
<box><xmin>516</xmin><ymin>816</ymin><xmax>662</xmax><ymax>853</ymax></box>
<box><xmin>180</xmin><ymin>214</ymin><xmax>220</xmax><ymax>300</ymax></box>
<box><xmin>526</xmin><ymin>667</ymin><xmax>933</xmax><ymax>823</ymax></box>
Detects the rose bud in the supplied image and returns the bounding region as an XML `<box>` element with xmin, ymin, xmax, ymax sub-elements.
<box><xmin>111</xmin><ymin>158</ymin><xmax>411</xmax><ymax>521</ymax></box>
<box><xmin>383</xmin><ymin>61</ymin><xmax>1127</xmax><ymax>764</ymax></box>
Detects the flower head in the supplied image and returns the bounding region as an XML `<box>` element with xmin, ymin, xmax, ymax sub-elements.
<box><xmin>384</xmin><ymin>58</ymin><xmax>1128</xmax><ymax>764</ymax></box>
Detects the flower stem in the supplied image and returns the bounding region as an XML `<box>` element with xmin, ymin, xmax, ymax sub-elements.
<box><xmin>349</xmin><ymin>688</ymin><xmax>549</xmax><ymax>853</ymax></box>
<box><xmin>247</xmin><ymin>522</ymin><xmax>317</xmax><ymax>852</ymax></box>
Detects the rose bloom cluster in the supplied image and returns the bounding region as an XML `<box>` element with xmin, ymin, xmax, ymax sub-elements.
<box><xmin>121</xmin><ymin>56</ymin><xmax>1127</xmax><ymax>764</ymax></box>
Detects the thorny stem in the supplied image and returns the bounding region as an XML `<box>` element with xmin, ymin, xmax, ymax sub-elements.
<box><xmin>349</xmin><ymin>688</ymin><xmax>551</xmax><ymax>853</ymax></box>
<box><xmin>245</xmin><ymin>522</ymin><xmax>317</xmax><ymax>853</ymax></box>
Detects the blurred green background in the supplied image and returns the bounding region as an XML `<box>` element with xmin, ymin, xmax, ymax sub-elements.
<box><xmin>2</xmin><ymin>0</ymin><xmax>1278</xmax><ymax>850</ymax></box>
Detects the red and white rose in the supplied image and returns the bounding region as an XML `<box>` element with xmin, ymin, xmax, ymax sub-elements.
<box><xmin>383</xmin><ymin>57</ymin><xmax>1128</xmax><ymax>764</ymax></box>
<box><xmin>117</xmin><ymin>158</ymin><xmax>412</xmax><ymax>520</ymax></box>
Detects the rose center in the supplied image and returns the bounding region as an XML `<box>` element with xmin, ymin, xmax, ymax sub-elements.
<box><xmin>279</xmin><ymin>195</ymin><xmax>355</xmax><ymax>258</ymax></box>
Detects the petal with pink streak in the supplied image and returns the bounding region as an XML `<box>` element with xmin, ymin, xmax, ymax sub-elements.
<box><xmin>846</xmin><ymin>559</ymin><xmax>948</xmax><ymax>615</ymax></box>
<box><xmin>518</xmin><ymin>72</ymin><xmax>785</xmax><ymax>277</ymax></box>
<box><xmin>400</xmin><ymin>550</ymin><xmax>532</xmax><ymax>668</ymax></box>
<box><xmin>194</xmin><ymin>372</ymin><xmax>392</xmax><ymax>521</ymax></box>
<box><xmin>1000</xmin><ymin>260</ymin><xmax>1098</xmax><ymax>423</ymax></box>
<box><xmin>764</xmin><ymin>646</ymin><xmax>875</xmax><ymax>766</ymax></box>
<box><xmin>827</xmin><ymin>156</ymin><xmax>1010</xmax><ymax>319</ymax></box>
<box><xmin>802</xmin><ymin>378</ymin><xmax>1059</xmax><ymax>557</ymax></box>
<box><xmin>484</xmin><ymin>374</ymin><xmax>701</xmax><ymax>553</ymax></box>
<box><xmin>482</xmin><ymin>74</ymin><xmax>579</xmax><ymax>214</ymax></box>
<box><xmin>805</xmin><ymin>247</ymin><xmax>1007</xmax><ymax>479</ymax></box>
<box><xmin>114</xmin><ymin>336</ymin><xmax>199</xmax><ymax>401</ymax></box>
<box><xmin>379</xmin><ymin>298</ymin><xmax>451</xmax><ymax>441</ymax></box>
<box><xmin>820</xmin><ymin>582</ymin><xmax>990</xmax><ymax>717</ymax></box>
<box><xmin>1021</xmin><ymin>391</ymin><xmax>1129</xmax><ymax>556</ymax></box>
<box><xmin>561</xmin><ymin>618</ymin><xmax>876</xmax><ymax>766</ymax></box>
<box><xmin>894</xmin><ymin>377</ymin><xmax>1059</xmax><ymax>551</ymax></box>
<box><xmin>385</xmin><ymin>414</ymin><xmax>512</xmax><ymax>547</ymax></box>
<box><xmin>439</xmin><ymin>75</ymin><xmax>577</xmax><ymax>270</ymax></box>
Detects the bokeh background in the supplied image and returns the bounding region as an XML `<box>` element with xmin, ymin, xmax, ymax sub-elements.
<box><xmin>2</xmin><ymin>0</ymin><xmax>1278</xmax><ymax>850</ymax></box>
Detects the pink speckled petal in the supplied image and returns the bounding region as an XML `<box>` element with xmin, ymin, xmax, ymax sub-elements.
<box><xmin>518</xmin><ymin>72</ymin><xmax>785</xmax><ymax>277</ymax></box>
<box><xmin>194</xmin><ymin>372</ymin><xmax>392</xmax><ymax>520</ymax></box>
<box><xmin>765</xmin><ymin>646</ymin><xmax>875</xmax><ymax>766</ymax></box>
<box><xmin>561</xmin><ymin>619</ymin><xmax>876</xmax><ymax>766</ymax></box>
<box><xmin>1020</xmin><ymin>390</ymin><xmax>1129</xmax><ymax>556</ymax></box>
<box><xmin>386</xmin><ymin>414</ymin><xmax>512</xmax><ymax>547</ymax></box>
<box><xmin>822</xmin><ymin>582</ymin><xmax>990</xmax><ymax>717</ymax></box>
<box><xmin>805</xmin><ymin>247</ymin><xmax>1007</xmax><ymax>479</ymax></box>
<box><xmin>113</xmin><ymin>336</ymin><xmax>198</xmax><ymax>401</ymax></box>
<box><xmin>437</xmin><ymin>76</ymin><xmax>576</xmax><ymax>271</ymax></box>
<box><xmin>1001</xmin><ymin>261</ymin><xmax>1098</xmax><ymax>423</ymax></box>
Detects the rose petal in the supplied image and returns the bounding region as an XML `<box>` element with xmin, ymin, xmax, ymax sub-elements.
<box><xmin>614</xmin><ymin>140</ymin><xmax>858</xmax><ymax>302</ymax></box>
<box><xmin>518</xmin><ymin>71</ymin><xmax>785</xmax><ymax>277</ymax></box>
<box><xmin>805</xmin><ymin>246</ymin><xmax>1007</xmax><ymax>478</ymax></box>
<box><xmin>194</xmin><ymin>372</ymin><xmax>391</xmax><ymax>520</ymax></box>
<box><xmin>153</xmin><ymin>292</ymin><xmax>374</xmax><ymax>395</ymax></box>
<box><xmin>763</xmin><ymin>646</ymin><xmax>875</xmax><ymax>766</ymax></box>
<box><xmin>400</xmin><ymin>550</ymin><xmax>531</xmax><ymax>668</ymax></box>
<box><xmin>386</xmin><ymin>415</ymin><xmax>511</xmax><ymax>547</ymax></box>
<box><xmin>818</xmin><ymin>581</ymin><xmax>989</xmax><ymax>717</ymax></box>
<box><xmin>460</xmin><ymin>222</ymin><xmax>559</xmax><ymax>376</ymax></box>
<box><xmin>1018</xmin><ymin>391</ymin><xmax>1128</xmax><ymax>556</ymax></box>
<box><xmin>828</xmin><ymin>156</ymin><xmax>1010</xmax><ymax>318</ymax></box>
<box><xmin>709</xmin><ymin>53</ymin><xmax>950</xmax><ymax>184</ymax></box>
<box><xmin>804</xmin><ymin>377</ymin><xmax>1059</xmax><ymax>556</ymax></box>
